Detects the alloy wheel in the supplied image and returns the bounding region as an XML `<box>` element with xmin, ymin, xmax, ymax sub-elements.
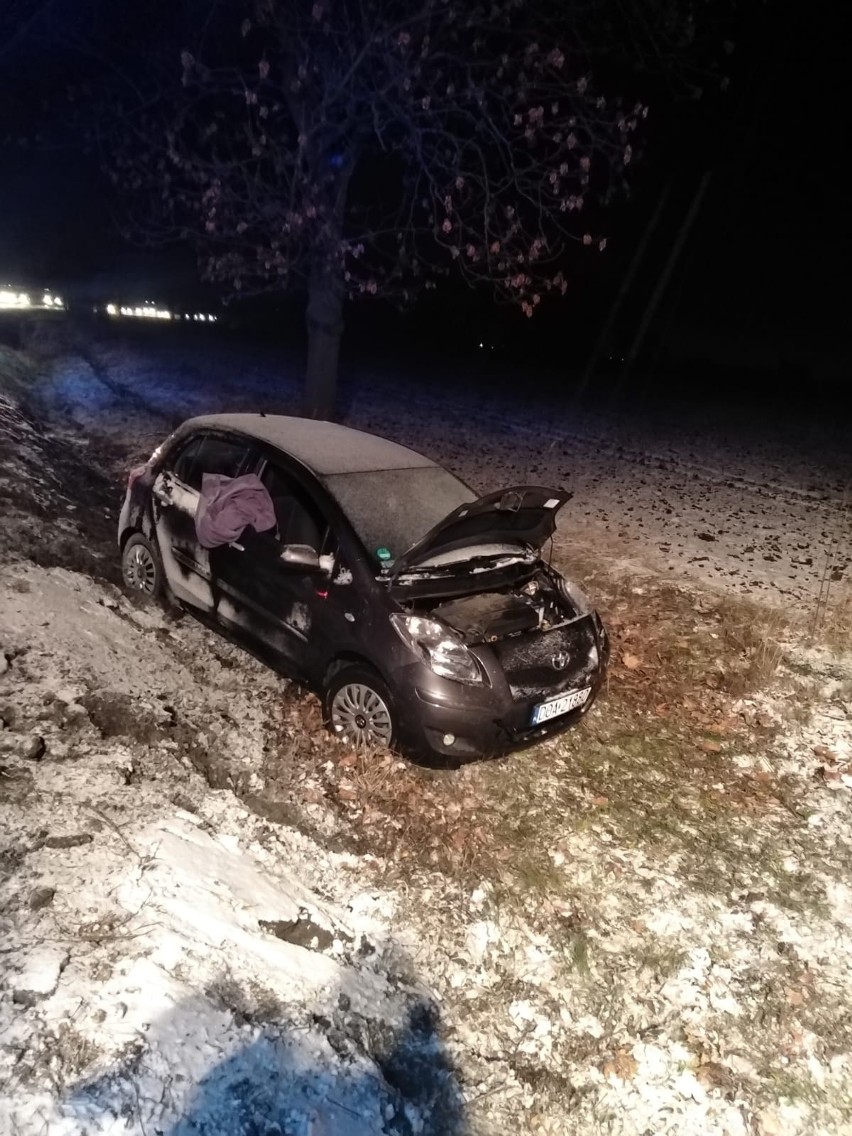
<box><xmin>123</xmin><ymin>542</ymin><xmax>158</xmax><ymax>595</ymax></box>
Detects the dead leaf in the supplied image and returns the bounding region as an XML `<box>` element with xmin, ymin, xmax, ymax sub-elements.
<box><xmin>622</xmin><ymin>653</ymin><xmax>642</xmax><ymax>670</ymax></box>
<box><xmin>338</xmin><ymin>751</ymin><xmax>358</xmax><ymax>768</ymax></box>
<box><xmin>337</xmin><ymin>784</ymin><xmax>358</xmax><ymax>801</ymax></box>
<box><xmin>696</xmin><ymin>1061</ymin><xmax>734</xmax><ymax>1089</ymax></box>
<box><xmin>819</xmin><ymin>767</ymin><xmax>842</xmax><ymax>784</ymax></box>
<box><xmin>785</xmin><ymin>987</ymin><xmax>805</xmax><ymax>1007</ymax></box>
<box><xmin>591</xmin><ymin>795</ymin><xmax>609</xmax><ymax>807</ymax></box>
<box><xmin>813</xmin><ymin>744</ymin><xmax>838</xmax><ymax>763</ymax></box>
<box><xmin>697</xmin><ymin>739</ymin><xmax>722</xmax><ymax>754</ymax></box>
<box><xmin>602</xmin><ymin>1051</ymin><xmax>638</xmax><ymax>1080</ymax></box>
<box><xmin>707</xmin><ymin>719</ymin><xmax>734</xmax><ymax>736</ymax></box>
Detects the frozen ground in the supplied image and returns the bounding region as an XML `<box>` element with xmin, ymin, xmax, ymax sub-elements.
<box><xmin>43</xmin><ymin>328</ymin><xmax>852</xmax><ymax>606</ymax></box>
<box><xmin>1</xmin><ymin>330</ymin><xmax>852</xmax><ymax>1135</ymax></box>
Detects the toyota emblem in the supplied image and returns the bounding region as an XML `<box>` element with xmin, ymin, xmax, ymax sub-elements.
<box><xmin>551</xmin><ymin>651</ymin><xmax>570</xmax><ymax>671</ymax></box>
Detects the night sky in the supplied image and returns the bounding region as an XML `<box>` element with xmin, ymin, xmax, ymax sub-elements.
<box><xmin>0</xmin><ymin>1</ymin><xmax>847</xmax><ymax>382</ymax></box>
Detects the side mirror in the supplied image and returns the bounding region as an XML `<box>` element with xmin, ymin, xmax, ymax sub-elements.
<box><xmin>279</xmin><ymin>544</ymin><xmax>324</xmax><ymax>573</ymax></box>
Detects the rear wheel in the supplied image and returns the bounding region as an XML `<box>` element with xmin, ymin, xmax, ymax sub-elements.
<box><xmin>121</xmin><ymin>533</ymin><xmax>164</xmax><ymax>600</ymax></box>
<box><xmin>323</xmin><ymin>665</ymin><xmax>396</xmax><ymax>750</ymax></box>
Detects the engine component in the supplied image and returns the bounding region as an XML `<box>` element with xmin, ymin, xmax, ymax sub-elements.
<box><xmin>433</xmin><ymin>591</ymin><xmax>540</xmax><ymax>641</ymax></box>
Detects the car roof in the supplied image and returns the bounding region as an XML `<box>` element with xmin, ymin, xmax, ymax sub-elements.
<box><xmin>181</xmin><ymin>413</ymin><xmax>438</xmax><ymax>477</ymax></box>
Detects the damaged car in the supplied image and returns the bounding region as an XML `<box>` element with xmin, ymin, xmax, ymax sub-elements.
<box><xmin>118</xmin><ymin>414</ymin><xmax>609</xmax><ymax>761</ymax></box>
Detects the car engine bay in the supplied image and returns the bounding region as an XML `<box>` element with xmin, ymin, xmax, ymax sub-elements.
<box><xmin>419</xmin><ymin>568</ymin><xmax>588</xmax><ymax>644</ymax></box>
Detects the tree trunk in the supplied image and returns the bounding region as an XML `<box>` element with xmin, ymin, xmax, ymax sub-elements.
<box><xmin>303</xmin><ymin>260</ymin><xmax>345</xmax><ymax>420</ymax></box>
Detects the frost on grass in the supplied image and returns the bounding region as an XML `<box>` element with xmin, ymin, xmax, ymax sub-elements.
<box><xmin>0</xmin><ymin>562</ymin><xmax>464</xmax><ymax>1136</ymax></box>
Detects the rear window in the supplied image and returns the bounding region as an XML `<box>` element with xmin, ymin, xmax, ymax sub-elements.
<box><xmin>170</xmin><ymin>434</ymin><xmax>251</xmax><ymax>491</ymax></box>
<box><xmin>323</xmin><ymin>466</ymin><xmax>475</xmax><ymax>563</ymax></box>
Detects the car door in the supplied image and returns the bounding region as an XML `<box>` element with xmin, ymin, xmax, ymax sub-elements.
<box><xmin>211</xmin><ymin>457</ymin><xmax>343</xmax><ymax>675</ymax></box>
<box><xmin>152</xmin><ymin>432</ymin><xmax>255</xmax><ymax>610</ymax></box>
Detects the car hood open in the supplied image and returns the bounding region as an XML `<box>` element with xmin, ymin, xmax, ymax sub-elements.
<box><xmin>389</xmin><ymin>485</ymin><xmax>573</xmax><ymax>575</ymax></box>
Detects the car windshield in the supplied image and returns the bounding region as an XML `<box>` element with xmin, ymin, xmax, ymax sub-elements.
<box><xmin>323</xmin><ymin>466</ymin><xmax>477</xmax><ymax>565</ymax></box>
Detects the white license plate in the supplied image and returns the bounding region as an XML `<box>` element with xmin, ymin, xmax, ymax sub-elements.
<box><xmin>531</xmin><ymin>687</ymin><xmax>591</xmax><ymax>726</ymax></box>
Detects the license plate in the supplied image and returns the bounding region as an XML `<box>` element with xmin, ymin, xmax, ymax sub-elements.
<box><xmin>531</xmin><ymin>687</ymin><xmax>591</xmax><ymax>726</ymax></box>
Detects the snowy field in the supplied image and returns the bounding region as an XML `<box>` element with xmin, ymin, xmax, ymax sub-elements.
<box><xmin>44</xmin><ymin>328</ymin><xmax>852</xmax><ymax>607</ymax></box>
<box><xmin>1</xmin><ymin>329</ymin><xmax>852</xmax><ymax>1136</ymax></box>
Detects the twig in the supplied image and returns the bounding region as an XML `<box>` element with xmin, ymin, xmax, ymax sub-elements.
<box><xmin>87</xmin><ymin>805</ymin><xmax>143</xmax><ymax>860</ymax></box>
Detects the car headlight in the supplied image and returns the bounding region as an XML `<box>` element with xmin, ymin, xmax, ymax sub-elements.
<box><xmin>556</xmin><ymin>573</ymin><xmax>592</xmax><ymax>615</ymax></box>
<box><xmin>390</xmin><ymin>614</ymin><xmax>483</xmax><ymax>684</ymax></box>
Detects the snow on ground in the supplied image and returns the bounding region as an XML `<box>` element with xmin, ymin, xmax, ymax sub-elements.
<box><xmin>42</xmin><ymin>329</ymin><xmax>852</xmax><ymax>607</ymax></box>
<box><xmin>2</xmin><ymin>330</ymin><xmax>852</xmax><ymax>1135</ymax></box>
<box><xmin>0</xmin><ymin>563</ymin><xmax>461</xmax><ymax>1136</ymax></box>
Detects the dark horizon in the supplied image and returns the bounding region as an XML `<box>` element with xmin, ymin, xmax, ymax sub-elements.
<box><xmin>0</xmin><ymin>0</ymin><xmax>848</xmax><ymax>391</ymax></box>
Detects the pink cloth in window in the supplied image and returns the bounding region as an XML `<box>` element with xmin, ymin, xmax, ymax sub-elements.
<box><xmin>195</xmin><ymin>473</ymin><xmax>277</xmax><ymax>549</ymax></box>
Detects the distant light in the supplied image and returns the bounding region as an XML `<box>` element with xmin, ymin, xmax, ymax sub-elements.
<box><xmin>478</xmin><ymin>341</ymin><xmax>484</xmax><ymax>348</ymax></box>
<box><xmin>98</xmin><ymin>300</ymin><xmax>214</xmax><ymax>324</ymax></box>
<box><xmin>0</xmin><ymin>289</ymin><xmax>31</xmax><ymax>309</ymax></box>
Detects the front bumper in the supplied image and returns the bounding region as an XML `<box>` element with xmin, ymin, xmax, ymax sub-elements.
<box><xmin>393</xmin><ymin>654</ymin><xmax>606</xmax><ymax>762</ymax></box>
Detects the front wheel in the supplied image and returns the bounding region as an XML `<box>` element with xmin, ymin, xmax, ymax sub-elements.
<box><xmin>121</xmin><ymin>532</ymin><xmax>164</xmax><ymax>600</ymax></box>
<box><xmin>323</xmin><ymin>665</ymin><xmax>396</xmax><ymax>750</ymax></box>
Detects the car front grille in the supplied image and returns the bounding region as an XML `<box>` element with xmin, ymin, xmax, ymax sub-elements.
<box><xmin>493</xmin><ymin>617</ymin><xmax>599</xmax><ymax>701</ymax></box>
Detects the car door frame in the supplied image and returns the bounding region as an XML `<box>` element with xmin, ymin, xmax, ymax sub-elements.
<box><xmin>205</xmin><ymin>449</ymin><xmax>332</xmax><ymax>670</ymax></box>
<box><xmin>151</xmin><ymin>429</ymin><xmax>258</xmax><ymax>611</ymax></box>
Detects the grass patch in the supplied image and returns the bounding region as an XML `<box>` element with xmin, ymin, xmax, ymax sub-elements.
<box><xmin>557</xmin><ymin>546</ymin><xmax>791</xmax><ymax>705</ymax></box>
<box><xmin>714</xmin><ymin>596</ymin><xmax>789</xmax><ymax>697</ymax></box>
<box><xmin>254</xmin><ymin>559</ymin><xmax>838</xmax><ymax>968</ymax></box>
<box><xmin>762</xmin><ymin>1068</ymin><xmax>852</xmax><ymax>1118</ymax></box>
<box><xmin>38</xmin><ymin>1023</ymin><xmax>102</xmax><ymax>1086</ymax></box>
<box><xmin>819</xmin><ymin>581</ymin><xmax>852</xmax><ymax>655</ymax></box>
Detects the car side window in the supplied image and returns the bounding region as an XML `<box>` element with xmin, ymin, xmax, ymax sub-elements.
<box><xmin>170</xmin><ymin>437</ymin><xmax>204</xmax><ymax>487</ymax></box>
<box><xmin>260</xmin><ymin>461</ymin><xmax>330</xmax><ymax>552</ymax></box>
<box><xmin>172</xmin><ymin>435</ymin><xmax>251</xmax><ymax>491</ymax></box>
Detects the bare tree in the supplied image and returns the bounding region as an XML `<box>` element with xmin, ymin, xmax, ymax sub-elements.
<box><xmin>110</xmin><ymin>0</ymin><xmax>654</xmax><ymax>417</ymax></box>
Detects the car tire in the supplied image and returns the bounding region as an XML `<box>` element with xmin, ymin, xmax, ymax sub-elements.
<box><xmin>323</xmin><ymin>664</ymin><xmax>397</xmax><ymax>750</ymax></box>
<box><xmin>121</xmin><ymin>532</ymin><xmax>164</xmax><ymax>600</ymax></box>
